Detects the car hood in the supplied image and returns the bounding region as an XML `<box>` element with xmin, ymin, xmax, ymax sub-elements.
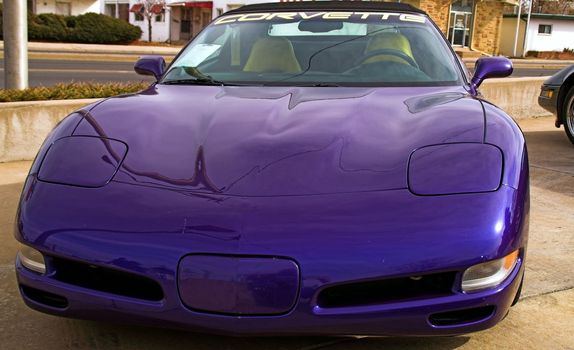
<box><xmin>74</xmin><ymin>84</ymin><xmax>485</xmax><ymax>196</ymax></box>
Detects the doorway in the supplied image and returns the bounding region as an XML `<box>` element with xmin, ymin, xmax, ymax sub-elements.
<box><xmin>179</xmin><ymin>7</ymin><xmax>213</xmax><ymax>41</ymax></box>
<box><xmin>448</xmin><ymin>0</ymin><xmax>474</xmax><ymax>48</ymax></box>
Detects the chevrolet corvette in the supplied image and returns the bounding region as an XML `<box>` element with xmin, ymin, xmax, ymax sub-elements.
<box><xmin>15</xmin><ymin>1</ymin><xmax>528</xmax><ymax>336</ymax></box>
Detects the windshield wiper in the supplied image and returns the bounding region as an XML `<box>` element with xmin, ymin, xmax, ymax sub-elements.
<box><xmin>307</xmin><ymin>83</ymin><xmax>341</xmax><ymax>87</ymax></box>
<box><xmin>162</xmin><ymin>67</ymin><xmax>236</xmax><ymax>86</ymax></box>
<box><xmin>263</xmin><ymin>82</ymin><xmax>341</xmax><ymax>87</ymax></box>
<box><xmin>163</xmin><ymin>77</ymin><xmax>228</xmax><ymax>86</ymax></box>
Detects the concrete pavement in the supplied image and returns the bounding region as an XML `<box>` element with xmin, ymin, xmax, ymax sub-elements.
<box><xmin>0</xmin><ymin>116</ymin><xmax>573</xmax><ymax>349</ymax></box>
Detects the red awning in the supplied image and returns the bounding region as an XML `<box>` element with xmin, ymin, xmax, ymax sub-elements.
<box><xmin>168</xmin><ymin>1</ymin><xmax>213</xmax><ymax>9</ymax></box>
<box><xmin>150</xmin><ymin>4</ymin><xmax>164</xmax><ymax>14</ymax></box>
<box><xmin>129</xmin><ymin>4</ymin><xmax>143</xmax><ymax>13</ymax></box>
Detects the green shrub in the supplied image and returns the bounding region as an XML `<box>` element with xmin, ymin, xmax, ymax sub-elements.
<box><xmin>28</xmin><ymin>13</ymin><xmax>70</xmax><ymax>41</ymax></box>
<box><xmin>0</xmin><ymin>9</ymin><xmax>142</xmax><ymax>44</ymax></box>
<box><xmin>67</xmin><ymin>13</ymin><xmax>142</xmax><ymax>44</ymax></box>
<box><xmin>0</xmin><ymin>82</ymin><xmax>149</xmax><ymax>102</ymax></box>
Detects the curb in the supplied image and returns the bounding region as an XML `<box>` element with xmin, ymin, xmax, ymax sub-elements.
<box><xmin>0</xmin><ymin>41</ymin><xmax>182</xmax><ymax>56</ymax></box>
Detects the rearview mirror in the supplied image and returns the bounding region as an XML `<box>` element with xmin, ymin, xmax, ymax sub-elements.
<box><xmin>134</xmin><ymin>55</ymin><xmax>166</xmax><ymax>81</ymax></box>
<box><xmin>471</xmin><ymin>57</ymin><xmax>513</xmax><ymax>91</ymax></box>
<box><xmin>298</xmin><ymin>20</ymin><xmax>344</xmax><ymax>33</ymax></box>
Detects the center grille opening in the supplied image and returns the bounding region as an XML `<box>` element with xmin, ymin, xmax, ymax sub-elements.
<box><xmin>52</xmin><ymin>257</ymin><xmax>164</xmax><ymax>301</ymax></box>
<box><xmin>317</xmin><ymin>272</ymin><xmax>456</xmax><ymax>308</ymax></box>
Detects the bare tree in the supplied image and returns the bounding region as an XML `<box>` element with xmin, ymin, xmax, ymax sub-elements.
<box><xmin>522</xmin><ymin>0</ymin><xmax>574</xmax><ymax>15</ymax></box>
<box><xmin>137</xmin><ymin>0</ymin><xmax>166</xmax><ymax>42</ymax></box>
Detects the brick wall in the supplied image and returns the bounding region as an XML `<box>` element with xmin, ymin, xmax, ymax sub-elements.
<box><xmin>375</xmin><ymin>0</ymin><xmax>505</xmax><ymax>55</ymax></box>
<box><xmin>472</xmin><ymin>1</ymin><xmax>505</xmax><ymax>54</ymax></box>
<box><xmin>418</xmin><ymin>0</ymin><xmax>452</xmax><ymax>33</ymax></box>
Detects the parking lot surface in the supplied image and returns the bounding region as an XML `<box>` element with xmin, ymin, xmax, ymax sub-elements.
<box><xmin>0</xmin><ymin>116</ymin><xmax>572</xmax><ymax>349</ymax></box>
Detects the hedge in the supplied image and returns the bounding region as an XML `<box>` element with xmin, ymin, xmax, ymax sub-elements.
<box><xmin>0</xmin><ymin>7</ymin><xmax>142</xmax><ymax>44</ymax></box>
<box><xmin>0</xmin><ymin>82</ymin><xmax>149</xmax><ymax>102</ymax></box>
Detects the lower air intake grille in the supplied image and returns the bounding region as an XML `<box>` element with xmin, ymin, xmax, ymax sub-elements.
<box><xmin>317</xmin><ymin>272</ymin><xmax>456</xmax><ymax>308</ymax></box>
<box><xmin>52</xmin><ymin>257</ymin><xmax>163</xmax><ymax>301</ymax></box>
<box><xmin>21</xmin><ymin>285</ymin><xmax>69</xmax><ymax>309</ymax></box>
<box><xmin>429</xmin><ymin>305</ymin><xmax>496</xmax><ymax>326</ymax></box>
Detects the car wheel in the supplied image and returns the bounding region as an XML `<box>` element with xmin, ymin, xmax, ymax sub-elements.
<box><xmin>563</xmin><ymin>86</ymin><xmax>574</xmax><ymax>145</ymax></box>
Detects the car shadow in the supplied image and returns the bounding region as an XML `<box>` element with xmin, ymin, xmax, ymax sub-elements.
<box><xmin>79</xmin><ymin>320</ymin><xmax>471</xmax><ymax>350</ymax></box>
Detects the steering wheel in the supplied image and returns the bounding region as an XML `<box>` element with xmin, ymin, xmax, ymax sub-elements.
<box><xmin>354</xmin><ymin>48</ymin><xmax>419</xmax><ymax>69</ymax></box>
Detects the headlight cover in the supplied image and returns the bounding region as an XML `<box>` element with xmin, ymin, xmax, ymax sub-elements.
<box><xmin>38</xmin><ymin>136</ymin><xmax>127</xmax><ymax>188</ymax></box>
<box><xmin>17</xmin><ymin>245</ymin><xmax>46</xmax><ymax>274</ymax></box>
<box><xmin>461</xmin><ymin>250</ymin><xmax>519</xmax><ymax>292</ymax></box>
<box><xmin>408</xmin><ymin>143</ymin><xmax>503</xmax><ymax>195</ymax></box>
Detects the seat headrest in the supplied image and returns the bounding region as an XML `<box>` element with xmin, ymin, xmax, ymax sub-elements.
<box><xmin>243</xmin><ymin>37</ymin><xmax>302</xmax><ymax>73</ymax></box>
<box><xmin>364</xmin><ymin>32</ymin><xmax>415</xmax><ymax>65</ymax></box>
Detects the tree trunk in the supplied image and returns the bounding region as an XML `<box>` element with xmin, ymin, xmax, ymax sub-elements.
<box><xmin>148</xmin><ymin>17</ymin><xmax>152</xmax><ymax>42</ymax></box>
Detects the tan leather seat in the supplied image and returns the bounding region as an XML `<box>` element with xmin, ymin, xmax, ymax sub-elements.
<box><xmin>364</xmin><ymin>33</ymin><xmax>416</xmax><ymax>65</ymax></box>
<box><xmin>243</xmin><ymin>37</ymin><xmax>302</xmax><ymax>73</ymax></box>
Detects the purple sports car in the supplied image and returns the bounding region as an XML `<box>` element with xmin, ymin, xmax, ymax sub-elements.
<box><xmin>15</xmin><ymin>2</ymin><xmax>529</xmax><ymax>336</ymax></box>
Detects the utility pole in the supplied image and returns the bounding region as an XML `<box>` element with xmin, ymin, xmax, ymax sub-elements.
<box><xmin>3</xmin><ymin>0</ymin><xmax>29</xmax><ymax>90</ymax></box>
<box><xmin>522</xmin><ymin>0</ymin><xmax>534</xmax><ymax>58</ymax></box>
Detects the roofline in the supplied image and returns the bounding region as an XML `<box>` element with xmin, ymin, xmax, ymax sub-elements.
<box><xmin>503</xmin><ymin>13</ymin><xmax>574</xmax><ymax>21</ymax></box>
<box><xmin>225</xmin><ymin>1</ymin><xmax>427</xmax><ymax>16</ymax></box>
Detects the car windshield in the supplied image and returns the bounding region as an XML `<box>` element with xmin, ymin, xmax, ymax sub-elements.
<box><xmin>162</xmin><ymin>11</ymin><xmax>462</xmax><ymax>87</ymax></box>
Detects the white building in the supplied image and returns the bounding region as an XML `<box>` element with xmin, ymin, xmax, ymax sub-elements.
<box><xmin>101</xmin><ymin>0</ymin><xmax>131</xmax><ymax>21</ymax></box>
<box><xmin>117</xmin><ymin>0</ymin><xmax>272</xmax><ymax>43</ymax></box>
<box><xmin>500</xmin><ymin>13</ymin><xmax>574</xmax><ymax>57</ymax></box>
<box><xmin>29</xmin><ymin>0</ymin><xmax>100</xmax><ymax>16</ymax></box>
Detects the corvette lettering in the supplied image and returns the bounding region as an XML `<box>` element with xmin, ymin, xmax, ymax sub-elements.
<box><xmin>213</xmin><ymin>12</ymin><xmax>426</xmax><ymax>25</ymax></box>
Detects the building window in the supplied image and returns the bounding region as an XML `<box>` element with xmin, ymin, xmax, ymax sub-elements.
<box><xmin>104</xmin><ymin>1</ymin><xmax>130</xmax><ymax>21</ymax></box>
<box><xmin>130</xmin><ymin>4</ymin><xmax>145</xmax><ymax>22</ymax></box>
<box><xmin>155</xmin><ymin>8</ymin><xmax>166</xmax><ymax>22</ymax></box>
<box><xmin>105</xmin><ymin>4</ymin><xmax>115</xmax><ymax>16</ymax></box>
<box><xmin>55</xmin><ymin>1</ymin><xmax>71</xmax><ymax>16</ymax></box>
<box><xmin>538</xmin><ymin>24</ymin><xmax>552</xmax><ymax>35</ymax></box>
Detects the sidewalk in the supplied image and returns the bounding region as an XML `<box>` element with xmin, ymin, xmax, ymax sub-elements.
<box><xmin>0</xmin><ymin>41</ymin><xmax>182</xmax><ymax>56</ymax></box>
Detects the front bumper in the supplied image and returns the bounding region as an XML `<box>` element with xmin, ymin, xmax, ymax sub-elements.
<box><xmin>538</xmin><ymin>84</ymin><xmax>560</xmax><ymax>126</ymax></box>
<box><xmin>15</xmin><ymin>176</ymin><xmax>529</xmax><ymax>336</ymax></box>
<box><xmin>16</xmin><ymin>254</ymin><xmax>524</xmax><ymax>336</ymax></box>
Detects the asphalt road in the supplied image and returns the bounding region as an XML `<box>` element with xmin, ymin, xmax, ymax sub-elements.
<box><xmin>0</xmin><ymin>116</ymin><xmax>573</xmax><ymax>349</ymax></box>
<box><xmin>0</xmin><ymin>58</ymin><xmax>563</xmax><ymax>88</ymax></box>
<box><xmin>0</xmin><ymin>59</ymin><xmax>155</xmax><ymax>88</ymax></box>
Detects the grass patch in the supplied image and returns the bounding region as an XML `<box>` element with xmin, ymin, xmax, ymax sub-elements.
<box><xmin>0</xmin><ymin>82</ymin><xmax>150</xmax><ymax>102</ymax></box>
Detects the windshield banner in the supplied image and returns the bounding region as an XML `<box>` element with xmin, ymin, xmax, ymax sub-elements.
<box><xmin>214</xmin><ymin>12</ymin><xmax>426</xmax><ymax>25</ymax></box>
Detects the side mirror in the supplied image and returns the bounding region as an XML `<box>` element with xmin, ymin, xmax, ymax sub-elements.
<box><xmin>470</xmin><ymin>57</ymin><xmax>513</xmax><ymax>91</ymax></box>
<box><xmin>134</xmin><ymin>55</ymin><xmax>166</xmax><ymax>81</ymax></box>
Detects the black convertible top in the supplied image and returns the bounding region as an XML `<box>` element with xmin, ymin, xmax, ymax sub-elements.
<box><xmin>225</xmin><ymin>1</ymin><xmax>427</xmax><ymax>16</ymax></box>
